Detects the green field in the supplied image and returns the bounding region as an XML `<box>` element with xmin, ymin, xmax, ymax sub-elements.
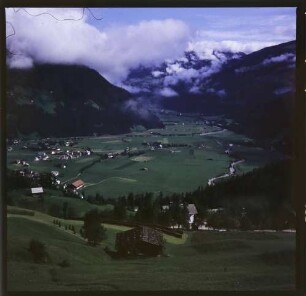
<box><xmin>7</xmin><ymin>112</ymin><xmax>281</xmax><ymax>198</ymax></box>
<box><xmin>7</xmin><ymin>210</ymin><xmax>295</xmax><ymax>291</ymax></box>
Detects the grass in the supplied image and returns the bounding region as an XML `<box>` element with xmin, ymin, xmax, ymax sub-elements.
<box><xmin>82</xmin><ymin>148</ymin><xmax>234</xmax><ymax>197</ymax></box>
<box><xmin>8</xmin><ymin>192</ymin><xmax>114</xmax><ymax>219</ymax></box>
<box><xmin>7</xmin><ymin>210</ymin><xmax>295</xmax><ymax>291</ymax></box>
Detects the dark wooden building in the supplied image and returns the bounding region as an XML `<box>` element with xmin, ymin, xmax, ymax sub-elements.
<box><xmin>115</xmin><ymin>226</ymin><xmax>163</xmax><ymax>257</ymax></box>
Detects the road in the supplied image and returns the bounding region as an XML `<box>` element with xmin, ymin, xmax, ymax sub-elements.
<box><xmin>200</xmin><ymin>129</ymin><xmax>227</xmax><ymax>136</ymax></box>
<box><xmin>208</xmin><ymin>159</ymin><xmax>245</xmax><ymax>186</ymax></box>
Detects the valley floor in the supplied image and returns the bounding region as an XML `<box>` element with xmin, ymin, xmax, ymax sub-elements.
<box><xmin>7</xmin><ymin>111</ymin><xmax>284</xmax><ymax>199</ymax></box>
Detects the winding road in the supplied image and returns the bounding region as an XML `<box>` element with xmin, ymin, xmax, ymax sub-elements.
<box><xmin>208</xmin><ymin>159</ymin><xmax>245</xmax><ymax>186</ymax></box>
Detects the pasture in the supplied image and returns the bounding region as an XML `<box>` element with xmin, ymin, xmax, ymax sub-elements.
<box><xmin>7</xmin><ymin>210</ymin><xmax>295</xmax><ymax>291</ymax></box>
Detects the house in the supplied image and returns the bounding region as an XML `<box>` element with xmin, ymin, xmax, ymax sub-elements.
<box><xmin>207</xmin><ymin>208</ymin><xmax>224</xmax><ymax>214</ymax></box>
<box><xmin>187</xmin><ymin>204</ymin><xmax>198</xmax><ymax>228</ymax></box>
<box><xmin>38</xmin><ymin>152</ymin><xmax>47</xmax><ymax>158</ymax></box>
<box><xmin>51</xmin><ymin>171</ymin><xmax>59</xmax><ymax>177</ymax></box>
<box><xmin>85</xmin><ymin>148</ymin><xmax>92</xmax><ymax>156</ymax></box>
<box><xmin>70</xmin><ymin>179</ymin><xmax>85</xmax><ymax>191</ymax></box>
<box><xmin>31</xmin><ymin>187</ymin><xmax>44</xmax><ymax>197</ymax></box>
<box><xmin>161</xmin><ymin>205</ymin><xmax>170</xmax><ymax>212</ymax></box>
<box><xmin>115</xmin><ymin>226</ymin><xmax>163</xmax><ymax>257</ymax></box>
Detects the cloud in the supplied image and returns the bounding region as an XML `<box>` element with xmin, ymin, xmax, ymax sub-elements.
<box><xmin>273</xmin><ymin>87</ymin><xmax>292</xmax><ymax>95</ymax></box>
<box><xmin>121</xmin><ymin>84</ymin><xmax>149</xmax><ymax>94</ymax></box>
<box><xmin>217</xmin><ymin>89</ymin><xmax>226</xmax><ymax>97</ymax></box>
<box><xmin>205</xmin><ymin>88</ymin><xmax>226</xmax><ymax>97</ymax></box>
<box><xmin>159</xmin><ymin>87</ymin><xmax>178</xmax><ymax>97</ymax></box>
<box><xmin>152</xmin><ymin>70</ymin><xmax>164</xmax><ymax>78</ymax></box>
<box><xmin>8</xmin><ymin>55</ymin><xmax>33</xmax><ymax>68</ymax></box>
<box><xmin>262</xmin><ymin>53</ymin><xmax>295</xmax><ymax>65</ymax></box>
<box><xmin>166</xmin><ymin>63</ymin><xmax>184</xmax><ymax>74</ymax></box>
<box><xmin>188</xmin><ymin>40</ymin><xmax>276</xmax><ymax>60</ymax></box>
<box><xmin>235</xmin><ymin>65</ymin><xmax>258</xmax><ymax>74</ymax></box>
<box><xmin>189</xmin><ymin>86</ymin><xmax>201</xmax><ymax>94</ymax></box>
<box><xmin>236</xmin><ymin>52</ymin><xmax>296</xmax><ymax>74</ymax></box>
<box><xmin>6</xmin><ymin>7</ymin><xmax>295</xmax><ymax>87</ymax></box>
<box><xmin>6</xmin><ymin>8</ymin><xmax>191</xmax><ymax>83</ymax></box>
<box><xmin>123</xmin><ymin>98</ymin><xmax>152</xmax><ymax>119</ymax></box>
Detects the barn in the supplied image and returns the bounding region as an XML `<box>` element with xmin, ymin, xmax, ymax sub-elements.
<box><xmin>69</xmin><ymin>179</ymin><xmax>85</xmax><ymax>191</ymax></box>
<box><xmin>115</xmin><ymin>226</ymin><xmax>163</xmax><ymax>257</ymax></box>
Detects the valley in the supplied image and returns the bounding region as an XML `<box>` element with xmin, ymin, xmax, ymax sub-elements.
<box><xmin>5</xmin><ymin>16</ymin><xmax>297</xmax><ymax>291</ymax></box>
<box><xmin>7</xmin><ymin>109</ymin><xmax>284</xmax><ymax>199</ymax></box>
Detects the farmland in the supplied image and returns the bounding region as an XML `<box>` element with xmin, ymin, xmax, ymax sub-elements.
<box><xmin>7</xmin><ymin>110</ymin><xmax>294</xmax><ymax>291</ymax></box>
<box><xmin>7</xmin><ymin>209</ymin><xmax>295</xmax><ymax>291</ymax></box>
<box><xmin>7</xmin><ymin>111</ymin><xmax>284</xmax><ymax>199</ymax></box>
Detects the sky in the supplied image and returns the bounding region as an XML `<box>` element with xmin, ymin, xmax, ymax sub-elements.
<box><xmin>6</xmin><ymin>7</ymin><xmax>296</xmax><ymax>84</ymax></box>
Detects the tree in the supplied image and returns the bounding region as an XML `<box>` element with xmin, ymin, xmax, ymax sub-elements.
<box><xmin>83</xmin><ymin>209</ymin><xmax>106</xmax><ymax>246</ymax></box>
<box><xmin>63</xmin><ymin>201</ymin><xmax>68</xmax><ymax>219</ymax></box>
<box><xmin>113</xmin><ymin>202</ymin><xmax>127</xmax><ymax>221</ymax></box>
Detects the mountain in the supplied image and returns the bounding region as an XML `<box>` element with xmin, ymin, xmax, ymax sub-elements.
<box><xmin>7</xmin><ymin>64</ymin><xmax>163</xmax><ymax>137</ymax></box>
<box><xmin>124</xmin><ymin>41</ymin><xmax>295</xmax><ymax>152</ymax></box>
<box><xmin>123</xmin><ymin>49</ymin><xmax>245</xmax><ymax>97</ymax></box>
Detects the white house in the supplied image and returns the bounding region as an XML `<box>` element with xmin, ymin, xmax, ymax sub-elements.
<box><xmin>31</xmin><ymin>187</ymin><xmax>44</xmax><ymax>197</ymax></box>
<box><xmin>187</xmin><ymin>204</ymin><xmax>198</xmax><ymax>229</ymax></box>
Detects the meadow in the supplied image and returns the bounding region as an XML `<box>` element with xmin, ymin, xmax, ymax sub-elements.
<box><xmin>7</xmin><ymin>208</ymin><xmax>295</xmax><ymax>291</ymax></box>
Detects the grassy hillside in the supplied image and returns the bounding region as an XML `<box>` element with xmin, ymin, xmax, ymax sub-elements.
<box><xmin>7</xmin><ymin>209</ymin><xmax>295</xmax><ymax>291</ymax></box>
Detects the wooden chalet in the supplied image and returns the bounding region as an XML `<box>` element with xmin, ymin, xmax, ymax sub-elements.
<box><xmin>115</xmin><ymin>226</ymin><xmax>163</xmax><ymax>257</ymax></box>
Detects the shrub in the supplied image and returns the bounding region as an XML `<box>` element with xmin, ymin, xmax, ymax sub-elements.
<box><xmin>28</xmin><ymin>239</ymin><xmax>49</xmax><ymax>263</ymax></box>
<box><xmin>58</xmin><ymin>259</ymin><xmax>71</xmax><ymax>268</ymax></box>
<box><xmin>49</xmin><ymin>268</ymin><xmax>59</xmax><ymax>282</ymax></box>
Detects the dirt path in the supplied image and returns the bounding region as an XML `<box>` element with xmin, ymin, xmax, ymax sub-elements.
<box><xmin>200</xmin><ymin>129</ymin><xmax>227</xmax><ymax>136</ymax></box>
<box><xmin>84</xmin><ymin>176</ymin><xmax>137</xmax><ymax>188</ymax></box>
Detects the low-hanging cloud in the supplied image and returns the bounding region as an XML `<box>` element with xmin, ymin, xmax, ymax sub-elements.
<box><xmin>262</xmin><ymin>53</ymin><xmax>295</xmax><ymax>65</ymax></box>
<box><xmin>188</xmin><ymin>40</ymin><xmax>276</xmax><ymax>60</ymax></box>
<box><xmin>159</xmin><ymin>87</ymin><xmax>178</xmax><ymax>97</ymax></box>
<box><xmin>6</xmin><ymin>8</ymin><xmax>191</xmax><ymax>83</ymax></box>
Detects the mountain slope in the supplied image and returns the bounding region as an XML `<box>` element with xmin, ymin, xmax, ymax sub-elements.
<box><xmin>124</xmin><ymin>41</ymin><xmax>295</xmax><ymax>152</ymax></box>
<box><xmin>7</xmin><ymin>64</ymin><xmax>163</xmax><ymax>137</ymax></box>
